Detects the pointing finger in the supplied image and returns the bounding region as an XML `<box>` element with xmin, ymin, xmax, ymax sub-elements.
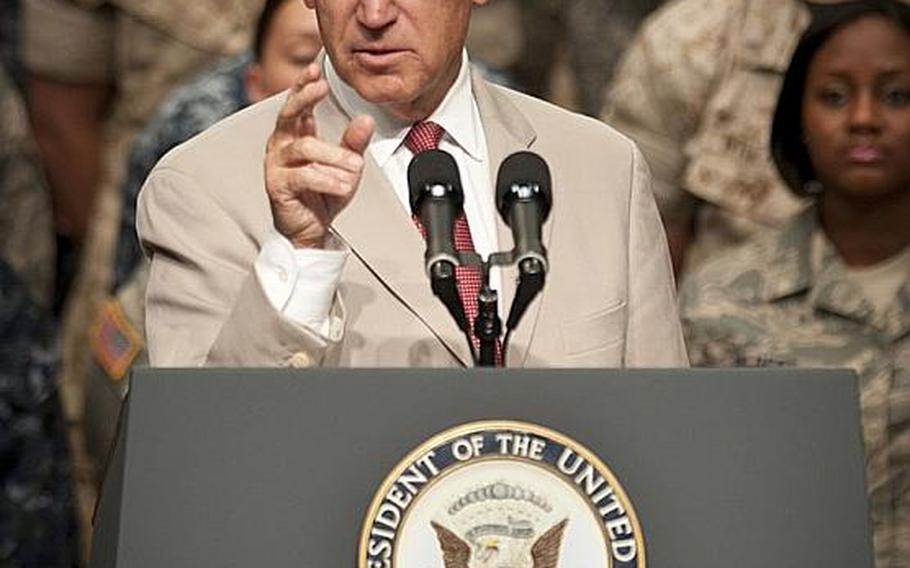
<box><xmin>277</xmin><ymin>76</ymin><xmax>329</xmax><ymax>134</ymax></box>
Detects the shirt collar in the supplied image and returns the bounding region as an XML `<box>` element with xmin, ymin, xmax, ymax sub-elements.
<box><xmin>324</xmin><ymin>50</ymin><xmax>483</xmax><ymax>167</ymax></box>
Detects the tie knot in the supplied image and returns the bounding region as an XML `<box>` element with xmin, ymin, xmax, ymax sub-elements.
<box><xmin>404</xmin><ymin>121</ymin><xmax>445</xmax><ymax>153</ymax></box>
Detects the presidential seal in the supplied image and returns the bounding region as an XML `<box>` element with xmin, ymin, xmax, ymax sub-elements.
<box><xmin>359</xmin><ymin>421</ymin><xmax>645</xmax><ymax>568</ymax></box>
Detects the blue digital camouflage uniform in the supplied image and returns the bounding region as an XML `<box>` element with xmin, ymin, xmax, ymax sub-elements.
<box><xmin>680</xmin><ymin>208</ymin><xmax>910</xmax><ymax>567</ymax></box>
<box><xmin>0</xmin><ymin>66</ymin><xmax>76</xmax><ymax>567</ymax></box>
<box><xmin>0</xmin><ymin>262</ymin><xmax>75</xmax><ymax>568</ymax></box>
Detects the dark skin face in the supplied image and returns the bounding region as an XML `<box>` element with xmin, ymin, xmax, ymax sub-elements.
<box><xmin>801</xmin><ymin>14</ymin><xmax>910</xmax><ymax>265</ymax></box>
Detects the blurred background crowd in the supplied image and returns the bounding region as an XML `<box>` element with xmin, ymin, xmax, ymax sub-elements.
<box><xmin>0</xmin><ymin>0</ymin><xmax>907</xmax><ymax>566</ymax></box>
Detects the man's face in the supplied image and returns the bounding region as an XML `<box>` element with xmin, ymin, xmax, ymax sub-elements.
<box><xmin>305</xmin><ymin>0</ymin><xmax>487</xmax><ymax>121</ymax></box>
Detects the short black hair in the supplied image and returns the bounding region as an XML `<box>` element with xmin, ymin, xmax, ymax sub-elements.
<box><xmin>253</xmin><ymin>0</ymin><xmax>296</xmax><ymax>62</ymax></box>
<box><xmin>770</xmin><ymin>0</ymin><xmax>910</xmax><ymax>196</ymax></box>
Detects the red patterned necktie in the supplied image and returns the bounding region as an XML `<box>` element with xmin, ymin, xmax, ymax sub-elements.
<box><xmin>404</xmin><ymin>121</ymin><xmax>502</xmax><ymax>364</ymax></box>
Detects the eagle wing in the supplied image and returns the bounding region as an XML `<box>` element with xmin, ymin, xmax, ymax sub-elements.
<box><xmin>430</xmin><ymin>521</ymin><xmax>472</xmax><ymax>568</ymax></box>
<box><xmin>531</xmin><ymin>518</ymin><xmax>569</xmax><ymax>568</ymax></box>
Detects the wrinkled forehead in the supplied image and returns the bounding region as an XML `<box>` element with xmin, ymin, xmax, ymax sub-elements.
<box><xmin>308</xmin><ymin>0</ymin><xmax>481</xmax><ymax>14</ymax></box>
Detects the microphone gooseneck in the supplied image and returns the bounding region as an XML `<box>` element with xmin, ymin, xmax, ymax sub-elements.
<box><xmin>495</xmin><ymin>151</ymin><xmax>553</xmax><ymax>333</ymax></box>
<box><xmin>407</xmin><ymin>149</ymin><xmax>470</xmax><ymax>338</ymax></box>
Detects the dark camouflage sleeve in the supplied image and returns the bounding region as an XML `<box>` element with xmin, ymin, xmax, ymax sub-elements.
<box><xmin>0</xmin><ymin>261</ymin><xmax>76</xmax><ymax>567</ymax></box>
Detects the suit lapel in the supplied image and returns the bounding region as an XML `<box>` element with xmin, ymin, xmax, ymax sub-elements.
<box><xmin>318</xmin><ymin>90</ymin><xmax>476</xmax><ymax>365</ymax></box>
<box><xmin>472</xmin><ymin>71</ymin><xmax>550</xmax><ymax>368</ymax></box>
<box><xmin>319</xmin><ymin>68</ymin><xmax>548</xmax><ymax>368</ymax></box>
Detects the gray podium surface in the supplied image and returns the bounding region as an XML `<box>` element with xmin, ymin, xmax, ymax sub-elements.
<box><xmin>92</xmin><ymin>368</ymin><xmax>873</xmax><ymax>567</ymax></box>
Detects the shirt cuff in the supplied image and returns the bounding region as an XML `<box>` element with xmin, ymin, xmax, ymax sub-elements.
<box><xmin>254</xmin><ymin>231</ymin><xmax>348</xmax><ymax>335</ymax></box>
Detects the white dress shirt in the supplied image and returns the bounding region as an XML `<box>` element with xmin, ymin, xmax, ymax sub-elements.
<box><xmin>255</xmin><ymin>51</ymin><xmax>500</xmax><ymax>334</ymax></box>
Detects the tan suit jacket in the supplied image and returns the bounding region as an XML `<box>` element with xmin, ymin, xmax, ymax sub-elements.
<box><xmin>137</xmin><ymin>67</ymin><xmax>687</xmax><ymax>368</ymax></box>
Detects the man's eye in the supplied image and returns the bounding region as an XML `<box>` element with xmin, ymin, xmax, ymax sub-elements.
<box><xmin>882</xmin><ymin>87</ymin><xmax>910</xmax><ymax>107</ymax></box>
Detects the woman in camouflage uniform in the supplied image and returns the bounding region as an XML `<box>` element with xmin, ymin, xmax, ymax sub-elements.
<box><xmin>680</xmin><ymin>2</ymin><xmax>909</xmax><ymax>565</ymax></box>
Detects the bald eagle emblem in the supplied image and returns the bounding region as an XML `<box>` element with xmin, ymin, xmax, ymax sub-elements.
<box><xmin>430</xmin><ymin>481</ymin><xmax>569</xmax><ymax>568</ymax></box>
<box><xmin>431</xmin><ymin>518</ymin><xmax>568</xmax><ymax>568</ymax></box>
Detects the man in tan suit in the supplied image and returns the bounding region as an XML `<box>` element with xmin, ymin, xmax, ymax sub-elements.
<box><xmin>138</xmin><ymin>0</ymin><xmax>687</xmax><ymax>369</ymax></box>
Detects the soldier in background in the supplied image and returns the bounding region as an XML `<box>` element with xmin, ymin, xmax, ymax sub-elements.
<box><xmin>604</xmin><ymin>0</ymin><xmax>813</xmax><ymax>276</ymax></box>
<box><xmin>0</xmin><ymin>64</ymin><xmax>76</xmax><ymax>568</ymax></box>
<box><xmin>83</xmin><ymin>0</ymin><xmax>322</xmax><ymax>501</ymax></box>
<box><xmin>466</xmin><ymin>0</ymin><xmax>523</xmax><ymax>85</ymax></box>
<box><xmin>680</xmin><ymin>3</ymin><xmax>909</xmax><ymax>563</ymax></box>
<box><xmin>514</xmin><ymin>0</ymin><xmax>666</xmax><ymax>115</ymax></box>
<box><xmin>20</xmin><ymin>0</ymin><xmax>263</xmax><ymax>556</ymax></box>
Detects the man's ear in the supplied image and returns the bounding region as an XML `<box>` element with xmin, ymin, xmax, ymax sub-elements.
<box><xmin>244</xmin><ymin>64</ymin><xmax>268</xmax><ymax>103</ymax></box>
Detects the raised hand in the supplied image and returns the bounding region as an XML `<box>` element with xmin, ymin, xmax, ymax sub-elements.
<box><xmin>265</xmin><ymin>63</ymin><xmax>375</xmax><ymax>249</ymax></box>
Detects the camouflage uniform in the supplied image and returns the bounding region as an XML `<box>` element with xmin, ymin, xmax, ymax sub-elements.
<box><xmin>0</xmin><ymin>262</ymin><xmax>76</xmax><ymax>568</ymax></box>
<box><xmin>467</xmin><ymin>0</ymin><xmax>524</xmax><ymax>73</ymax></box>
<box><xmin>0</xmin><ymin>66</ymin><xmax>76</xmax><ymax>568</ymax></box>
<box><xmin>680</xmin><ymin>209</ymin><xmax>910</xmax><ymax>567</ymax></box>
<box><xmin>20</xmin><ymin>0</ymin><xmax>262</xmax><ymax>553</ymax></box>
<box><xmin>513</xmin><ymin>0</ymin><xmax>666</xmax><ymax>115</ymax></box>
<box><xmin>0</xmin><ymin>62</ymin><xmax>54</xmax><ymax>309</ymax></box>
<box><xmin>604</xmin><ymin>0</ymin><xmax>811</xmax><ymax>272</ymax></box>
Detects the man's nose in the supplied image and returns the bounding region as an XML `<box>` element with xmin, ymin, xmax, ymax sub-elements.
<box><xmin>848</xmin><ymin>91</ymin><xmax>883</xmax><ymax>133</ymax></box>
<box><xmin>357</xmin><ymin>0</ymin><xmax>399</xmax><ymax>30</ymax></box>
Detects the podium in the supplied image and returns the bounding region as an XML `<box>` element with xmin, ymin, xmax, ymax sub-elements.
<box><xmin>91</xmin><ymin>368</ymin><xmax>873</xmax><ymax>567</ymax></box>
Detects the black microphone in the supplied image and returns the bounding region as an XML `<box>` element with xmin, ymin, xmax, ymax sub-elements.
<box><xmin>408</xmin><ymin>149</ymin><xmax>469</xmax><ymax>335</ymax></box>
<box><xmin>496</xmin><ymin>151</ymin><xmax>553</xmax><ymax>331</ymax></box>
<box><xmin>496</xmin><ymin>151</ymin><xmax>553</xmax><ymax>271</ymax></box>
<box><xmin>408</xmin><ymin>149</ymin><xmax>464</xmax><ymax>275</ymax></box>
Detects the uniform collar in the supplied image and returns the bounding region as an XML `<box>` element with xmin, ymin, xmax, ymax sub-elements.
<box><xmin>758</xmin><ymin>207</ymin><xmax>817</xmax><ymax>302</ymax></box>
<box><xmin>324</xmin><ymin>50</ymin><xmax>483</xmax><ymax>167</ymax></box>
<box><xmin>762</xmin><ymin>206</ymin><xmax>910</xmax><ymax>339</ymax></box>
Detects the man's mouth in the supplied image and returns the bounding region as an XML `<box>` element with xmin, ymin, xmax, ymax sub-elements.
<box><xmin>352</xmin><ymin>47</ymin><xmax>408</xmax><ymax>67</ymax></box>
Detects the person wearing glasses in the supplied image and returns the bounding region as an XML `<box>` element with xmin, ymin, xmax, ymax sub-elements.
<box><xmin>680</xmin><ymin>2</ymin><xmax>910</xmax><ymax>563</ymax></box>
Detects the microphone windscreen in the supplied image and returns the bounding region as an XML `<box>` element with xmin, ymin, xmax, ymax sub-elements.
<box><xmin>407</xmin><ymin>149</ymin><xmax>464</xmax><ymax>214</ymax></box>
<box><xmin>495</xmin><ymin>151</ymin><xmax>552</xmax><ymax>222</ymax></box>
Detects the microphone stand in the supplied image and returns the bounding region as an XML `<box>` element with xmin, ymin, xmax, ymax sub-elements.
<box><xmin>411</xmin><ymin>149</ymin><xmax>548</xmax><ymax>368</ymax></box>
<box><xmin>456</xmin><ymin>250</ymin><xmax>541</xmax><ymax>368</ymax></box>
<box><xmin>473</xmin><ymin>261</ymin><xmax>502</xmax><ymax>367</ymax></box>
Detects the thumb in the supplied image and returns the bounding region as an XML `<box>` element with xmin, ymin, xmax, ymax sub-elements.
<box><xmin>341</xmin><ymin>114</ymin><xmax>375</xmax><ymax>155</ymax></box>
